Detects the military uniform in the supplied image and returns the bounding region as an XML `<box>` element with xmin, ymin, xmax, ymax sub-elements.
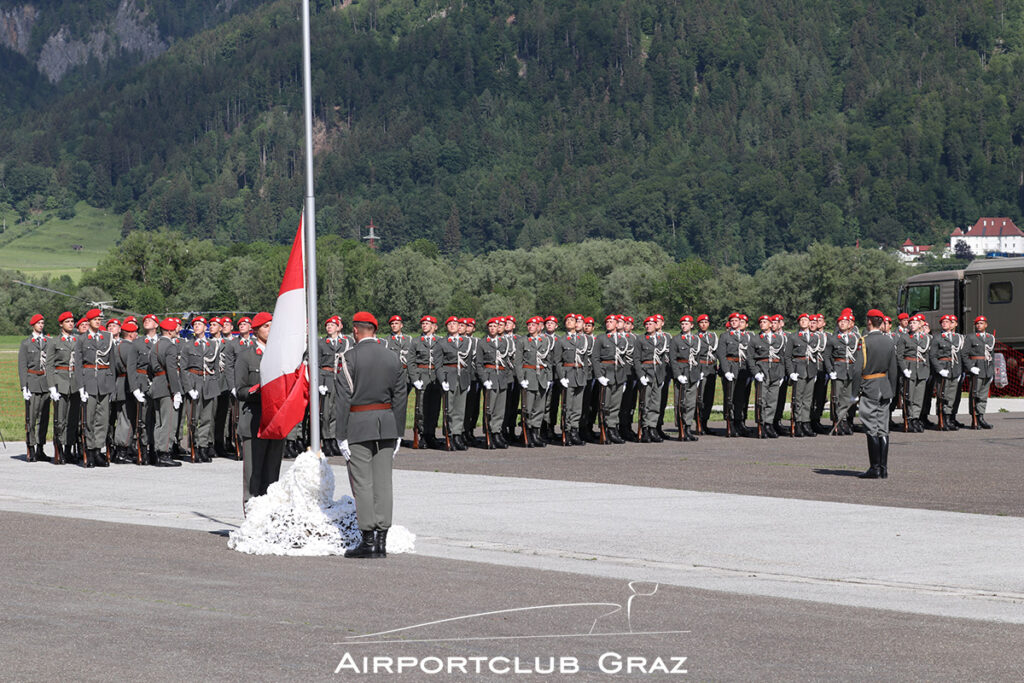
<box><xmin>181</xmin><ymin>327</ymin><xmax>221</xmax><ymax>461</ymax></box>
<box><xmin>717</xmin><ymin>319</ymin><xmax>751</xmax><ymax>437</ymax></box>
<box><xmin>235</xmin><ymin>328</ymin><xmax>283</xmax><ymax>505</ymax></box>
<box><xmin>930</xmin><ymin>318</ymin><xmax>966</xmax><ymax>430</ymax></box>
<box><xmin>896</xmin><ymin>320</ymin><xmax>931</xmax><ymax>432</ymax></box>
<box><xmin>149</xmin><ymin>328</ymin><xmax>184</xmax><ymax>466</ymax></box>
<box><xmin>696</xmin><ymin>318</ymin><xmax>719</xmax><ymax>433</ymax></box>
<box><xmin>617</xmin><ymin>324</ymin><xmax>640</xmax><ymax>440</ymax></box>
<box><xmin>592</xmin><ymin>320</ymin><xmax>627</xmax><ymax>444</ymax></box>
<box><xmin>110</xmin><ymin>334</ymin><xmax>138</xmax><ymax>462</ymax></box>
<box><xmin>74</xmin><ymin>317</ymin><xmax>116</xmax><ymax>466</ymax></box>
<box><xmin>18</xmin><ymin>322</ymin><xmax>51</xmax><ymax>461</ymax></box>
<box><xmin>133</xmin><ymin>328</ymin><xmax>161</xmax><ymax>461</ymax></box>
<box><xmin>436</xmin><ymin>327</ymin><xmax>473</xmax><ymax>450</ymax></box>
<box><xmin>669</xmin><ymin>323</ymin><xmax>702</xmax><ymax>441</ymax></box>
<box><xmin>963</xmin><ymin>320</ymin><xmax>996</xmax><ymax>429</ymax></box>
<box><xmin>219</xmin><ymin>332</ymin><xmax>252</xmax><ymax>458</ymax></box>
<box><xmin>825</xmin><ymin>324</ymin><xmax>860</xmax><ymax>434</ymax></box>
<box><xmin>553</xmin><ymin>326</ymin><xmax>588</xmax><ymax>445</ymax></box>
<box><xmin>462</xmin><ymin>323</ymin><xmax>483</xmax><ymax>444</ymax></box>
<box><xmin>336</xmin><ymin>316</ymin><xmax>407</xmax><ymax>559</ymax></box>
<box><xmin>475</xmin><ymin>321</ymin><xmax>514</xmax><ymax>447</ymax></box>
<box><xmin>502</xmin><ymin>321</ymin><xmax>523</xmax><ymax>443</ymax></box>
<box><xmin>808</xmin><ymin>318</ymin><xmax>830</xmax><ymax>432</ymax></box>
<box><xmin>514</xmin><ymin>320</ymin><xmax>556</xmax><ymax>447</ymax></box>
<box><xmin>786</xmin><ymin>322</ymin><xmax>817</xmax><ymax>437</ymax></box>
<box><xmin>851</xmin><ymin>318</ymin><xmax>899</xmax><ymax>478</ymax></box>
<box><xmin>318</xmin><ymin>331</ymin><xmax>350</xmax><ymax>456</ymax></box>
<box><xmin>747</xmin><ymin>324</ymin><xmax>787</xmax><ymax>438</ymax></box>
<box><xmin>411</xmin><ymin>323</ymin><xmax>442</xmax><ymax>447</ymax></box>
<box><xmin>44</xmin><ymin>319</ymin><xmax>78</xmax><ymax>463</ymax></box>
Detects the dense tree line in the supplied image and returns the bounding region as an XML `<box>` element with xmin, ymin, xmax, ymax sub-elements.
<box><xmin>0</xmin><ymin>236</ymin><xmax>910</xmax><ymax>335</ymax></box>
<box><xmin>3</xmin><ymin>0</ymin><xmax>1024</xmax><ymax>268</ymax></box>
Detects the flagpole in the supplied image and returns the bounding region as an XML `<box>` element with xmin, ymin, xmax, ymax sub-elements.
<box><xmin>301</xmin><ymin>0</ymin><xmax>321</xmax><ymax>453</ymax></box>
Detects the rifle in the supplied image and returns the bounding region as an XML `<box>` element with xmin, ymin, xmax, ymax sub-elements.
<box><xmin>694</xmin><ymin>376</ymin><xmax>704</xmax><ymax>436</ymax></box>
<box><xmin>754</xmin><ymin>379</ymin><xmax>763</xmax><ymax>439</ymax></box>
<box><xmin>482</xmin><ymin>387</ymin><xmax>492</xmax><ymax>448</ymax></box>
<box><xmin>134</xmin><ymin>398</ymin><xmax>144</xmax><ymax>465</ymax></box>
<box><xmin>789</xmin><ymin>378</ymin><xmax>798</xmax><ymax>437</ymax></box>
<box><xmin>969</xmin><ymin>374</ymin><xmax>978</xmax><ymax>429</ymax></box>
<box><xmin>829</xmin><ymin>378</ymin><xmax>839</xmax><ymax>435</ymax></box>
<box><xmin>79</xmin><ymin>395</ymin><xmax>88</xmax><ymax>463</ymax></box>
<box><xmin>675</xmin><ymin>379</ymin><xmax>684</xmax><ymax>441</ymax></box>
<box><xmin>560</xmin><ymin>385</ymin><xmax>568</xmax><ymax>446</ymax></box>
<box><xmin>25</xmin><ymin>396</ymin><xmax>32</xmax><ymax>461</ymax></box>
<box><xmin>597</xmin><ymin>384</ymin><xmax>608</xmax><ymax>445</ymax></box>
<box><xmin>935</xmin><ymin>377</ymin><xmax>946</xmax><ymax>430</ymax></box>
<box><xmin>53</xmin><ymin>399</ymin><xmax>63</xmax><ymax>464</ymax></box>
<box><xmin>186</xmin><ymin>396</ymin><xmax>197</xmax><ymax>463</ymax></box>
<box><xmin>230</xmin><ymin>397</ymin><xmax>241</xmax><ymax>459</ymax></box>
<box><xmin>902</xmin><ymin>374</ymin><xmax>911</xmax><ymax>432</ymax></box>
<box><xmin>442</xmin><ymin>388</ymin><xmax>453</xmax><ymax>450</ymax></box>
<box><xmin>724</xmin><ymin>378</ymin><xmax>734</xmax><ymax>437</ymax></box>
<box><xmin>636</xmin><ymin>383</ymin><xmax>647</xmax><ymax>440</ymax></box>
<box><xmin>412</xmin><ymin>385</ymin><xmax>423</xmax><ymax>449</ymax></box>
<box><xmin>520</xmin><ymin>383</ymin><xmax>530</xmax><ymax>446</ymax></box>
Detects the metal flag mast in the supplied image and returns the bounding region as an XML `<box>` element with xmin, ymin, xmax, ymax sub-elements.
<box><xmin>301</xmin><ymin>0</ymin><xmax>321</xmax><ymax>453</ymax></box>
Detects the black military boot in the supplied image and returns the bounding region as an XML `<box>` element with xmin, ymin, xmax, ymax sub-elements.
<box><xmin>36</xmin><ymin>444</ymin><xmax>48</xmax><ymax>462</ymax></box>
<box><xmin>606</xmin><ymin>427</ymin><xmax>625</xmax><ymax>444</ymax></box>
<box><xmin>640</xmin><ymin>427</ymin><xmax>653</xmax><ymax>443</ymax></box>
<box><xmin>791</xmin><ymin>422</ymin><xmax>803</xmax><ymax>437</ymax></box>
<box><xmin>682</xmin><ymin>425</ymin><xmax>698</xmax><ymax>442</ymax></box>
<box><xmin>878</xmin><ymin>436</ymin><xmax>889</xmax><ymax>479</ymax></box>
<box><xmin>452</xmin><ymin>434</ymin><xmax>467</xmax><ymax>451</ymax></box>
<box><xmin>531</xmin><ymin>428</ymin><xmax>547</xmax><ymax>447</ymax></box>
<box><xmin>374</xmin><ymin>529</ymin><xmax>388</xmax><ymax>558</ymax></box>
<box><xmin>858</xmin><ymin>436</ymin><xmax>881</xmax><ymax>479</ymax></box>
<box><xmin>649</xmin><ymin>427</ymin><xmax>663</xmax><ymax>443</ymax></box>
<box><xmin>345</xmin><ymin>530</ymin><xmax>377</xmax><ymax>559</ymax></box>
<box><xmin>494</xmin><ymin>432</ymin><xmax>508</xmax><ymax>449</ymax></box>
<box><xmin>946</xmin><ymin>414</ymin><xmax>958</xmax><ymax>431</ymax></box>
<box><xmin>570</xmin><ymin>429</ymin><xmax>585</xmax><ymax>446</ymax></box>
<box><xmin>802</xmin><ymin>422</ymin><xmax>817</xmax><ymax>437</ymax></box>
<box><xmin>94</xmin><ymin>449</ymin><xmax>110</xmax><ymax>467</ymax></box>
<box><xmin>978</xmin><ymin>416</ymin><xmax>993</xmax><ymax>429</ymax></box>
<box><xmin>766</xmin><ymin>423</ymin><xmax>779</xmax><ymax>439</ymax></box>
<box><xmin>52</xmin><ymin>442</ymin><xmax>65</xmax><ymax>465</ymax></box>
<box><xmin>155</xmin><ymin>451</ymin><xmax>181</xmax><ymax>467</ymax></box>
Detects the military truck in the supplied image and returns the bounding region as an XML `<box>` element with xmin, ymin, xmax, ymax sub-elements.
<box><xmin>898</xmin><ymin>257</ymin><xmax>1024</xmax><ymax>350</ymax></box>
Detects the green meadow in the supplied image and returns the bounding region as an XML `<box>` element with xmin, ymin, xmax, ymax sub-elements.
<box><xmin>0</xmin><ymin>203</ymin><xmax>120</xmax><ymax>281</ymax></box>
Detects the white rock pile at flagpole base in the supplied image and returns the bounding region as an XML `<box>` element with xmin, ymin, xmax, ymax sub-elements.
<box><xmin>228</xmin><ymin>450</ymin><xmax>415</xmax><ymax>556</ymax></box>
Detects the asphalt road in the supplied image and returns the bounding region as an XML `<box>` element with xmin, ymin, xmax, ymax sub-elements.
<box><xmin>2</xmin><ymin>512</ymin><xmax>1022</xmax><ymax>682</ymax></box>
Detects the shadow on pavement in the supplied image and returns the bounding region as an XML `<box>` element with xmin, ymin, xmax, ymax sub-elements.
<box><xmin>812</xmin><ymin>468</ymin><xmax>862</xmax><ymax>477</ymax></box>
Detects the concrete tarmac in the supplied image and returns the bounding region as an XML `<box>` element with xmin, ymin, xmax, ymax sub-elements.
<box><xmin>2</xmin><ymin>412</ymin><xmax>1023</xmax><ymax>679</ymax></box>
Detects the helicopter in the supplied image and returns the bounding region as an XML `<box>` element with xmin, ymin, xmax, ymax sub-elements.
<box><xmin>13</xmin><ymin>280</ymin><xmax>135</xmax><ymax>317</ymax></box>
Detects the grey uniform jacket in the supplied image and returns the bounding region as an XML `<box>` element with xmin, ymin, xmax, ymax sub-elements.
<box><xmin>334</xmin><ymin>338</ymin><xmax>407</xmax><ymax>443</ymax></box>
<box><xmin>669</xmin><ymin>333</ymin><xmax>703</xmax><ymax>383</ymax></box>
<box><xmin>385</xmin><ymin>333</ymin><xmax>414</xmax><ymax>385</ymax></box>
<box><xmin>514</xmin><ymin>334</ymin><xmax>555</xmax><ymax>390</ymax></box>
<box><xmin>436</xmin><ymin>335</ymin><xmax>473</xmax><ymax>391</ymax></box>
<box><xmin>592</xmin><ymin>333</ymin><xmax>627</xmax><ymax>384</ymax></box>
<box><xmin>234</xmin><ymin>343</ymin><xmax>264</xmax><ymax>439</ymax></box>
<box><xmin>930</xmin><ymin>331</ymin><xmax>966</xmax><ymax>379</ymax></box>
<box><xmin>717</xmin><ymin>329</ymin><xmax>749</xmax><ymax>376</ymax></box>
<box><xmin>75</xmin><ymin>330</ymin><xmax>116</xmax><ymax>396</ymax></box>
<box><xmin>133</xmin><ymin>335</ymin><xmax>159</xmax><ymax>393</ymax></box>
<box><xmin>824</xmin><ymin>331</ymin><xmax>860</xmax><ymax>380</ymax></box>
<box><xmin>747</xmin><ymin>332</ymin><xmax>787</xmax><ymax>380</ymax></box>
<box><xmin>112</xmin><ymin>340</ymin><xmax>131</xmax><ymax>401</ymax></box>
<box><xmin>19</xmin><ymin>334</ymin><xmax>50</xmax><ymax>392</ymax></box>
<box><xmin>896</xmin><ymin>331</ymin><xmax>931</xmax><ymax>381</ymax></box>
<box><xmin>786</xmin><ymin>330</ymin><xmax>815</xmax><ymax>380</ymax></box>
<box><xmin>697</xmin><ymin>330</ymin><xmax>718</xmax><ymax>377</ymax></box>
<box><xmin>148</xmin><ymin>336</ymin><xmax>183</xmax><ymax>399</ymax></box>
<box><xmin>181</xmin><ymin>338</ymin><xmax>222</xmax><ymax>400</ymax></box>
<box><xmin>411</xmin><ymin>335</ymin><xmax>441</xmax><ymax>385</ymax></box>
<box><xmin>554</xmin><ymin>332</ymin><xmax>589</xmax><ymax>387</ymax></box>
<box><xmin>851</xmin><ymin>331</ymin><xmax>898</xmax><ymax>400</ymax></box>
<box><xmin>963</xmin><ymin>332</ymin><xmax>996</xmax><ymax>379</ymax></box>
<box><xmin>45</xmin><ymin>333</ymin><xmax>77</xmax><ymax>394</ymax></box>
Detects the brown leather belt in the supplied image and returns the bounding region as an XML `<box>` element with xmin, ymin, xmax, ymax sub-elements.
<box><xmin>600</xmin><ymin>360</ymin><xmax>616</xmax><ymax>364</ymax></box>
<box><xmin>862</xmin><ymin>372</ymin><xmax>886</xmax><ymax>380</ymax></box>
<box><xmin>417</xmin><ymin>364</ymin><xmax>435</xmax><ymax>369</ymax></box>
<box><xmin>726</xmin><ymin>356</ymin><xmax>740</xmax><ymax>362</ymax></box>
<box><xmin>350</xmin><ymin>402</ymin><xmax>392</xmax><ymax>413</ymax></box>
<box><xmin>320</xmin><ymin>366</ymin><xmax>335</xmax><ymax>372</ymax></box>
<box><xmin>55</xmin><ymin>365</ymin><xmax>71</xmax><ymax>371</ymax></box>
<box><xmin>401</xmin><ymin>364</ymin><xmax>408</xmax><ymax>369</ymax></box>
<box><xmin>834</xmin><ymin>358</ymin><xmax>851</xmax><ymax>363</ymax></box>
<box><xmin>793</xmin><ymin>356</ymin><xmax>807</xmax><ymax>360</ymax></box>
<box><xmin>187</xmin><ymin>368</ymin><xmax>212</xmax><ymax>375</ymax></box>
<box><xmin>699</xmin><ymin>360</ymin><xmax>715</xmax><ymax>364</ymax></box>
<box><xmin>136</xmin><ymin>368</ymin><xmax>150</xmax><ymax>374</ymax></box>
<box><xmin>27</xmin><ymin>369</ymin><xmax>45</xmax><ymax>375</ymax></box>
<box><xmin>969</xmin><ymin>356</ymin><xmax>986</xmax><ymax>360</ymax></box>
<box><xmin>641</xmin><ymin>360</ymin><xmax>657</xmax><ymax>364</ymax></box>
<box><xmin>117</xmin><ymin>373</ymin><xmax>126</xmax><ymax>378</ymax></box>
<box><xmin>562</xmin><ymin>363</ymin><xmax>583</xmax><ymax>368</ymax></box>
<box><xmin>756</xmin><ymin>359</ymin><xmax>780</xmax><ymax>363</ymax></box>
<box><xmin>485</xmin><ymin>363</ymin><xmax>500</xmax><ymax>369</ymax></box>
<box><xmin>153</xmin><ymin>371</ymin><xmax>166</xmax><ymax>376</ymax></box>
<box><xmin>937</xmin><ymin>357</ymin><xmax>952</xmax><ymax>361</ymax></box>
<box><xmin>903</xmin><ymin>357</ymin><xmax>921</xmax><ymax>362</ymax></box>
<box><xmin>83</xmin><ymin>364</ymin><xmax>109</xmax><ymax>369</ymax></box>
<box><xmin>522</xmin><ymin>364</ymin><xmax>540</xmax><ymax>370</ymax></box>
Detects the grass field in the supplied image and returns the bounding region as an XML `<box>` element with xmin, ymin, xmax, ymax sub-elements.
<box><xmin>0</xmin><ymin>203</ymin><xmax>121</xmax><ymax>281</ymax></box>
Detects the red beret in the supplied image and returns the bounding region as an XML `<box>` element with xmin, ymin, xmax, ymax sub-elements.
<box><xmin>84</xmin><ymin>308</ymin><xmax>102</xmax><ymax>321</ymax></box>
<box><xmin>76</xmin><ymin>318</ymin><xmax>87</xmax><ymax>327</ymax></box>
<box><xmin>487</xmin><ymin>317</ymin><xmax>501</xmax><ymax>325</ymax></box>
<box><xmin>655</xmin><ymin>314</ymin><xmax>665</xmax><ymax>320</ymax></box>
<box><xmin>106</xmin><ymin>318</ymin><xmax>121</xmax><ymax>329</ymax></box>
<box><xmin>759</xmin><ymin>315</ymin><xmax>770</xmax><ymax>322</ymax></box>
<box><xmin>121</xmin><ymin>321</ymin><xmax>138</xmax><ymax>333</ymax></box>
<box><xmin>192</xmin><ymin>317</ymin><xmax>207</xmax><ymax>326</ymax></box>
<box><xmin>325</xmin><ymin>315</ymin><xmax>342</xmax><ymax>326</ymax></box>
<box><xmin>563</xmin><ymin>312</ymin><xmax>576</xmax><ymax>321</ymax></box>
<box><xmin>975</xmin><ymin>315</ymin><xmax>987</xmax><ymax>323</ymax></box>
<box><xmin>772</xmin><ymin>314</ymin><xmax>784</xmax><ymax>322</ymax></box>
<box><xmin>866</xmin><ymin>309</ymin><xmax>884</xmax><ymax>318</ymax></box>
<box><xmin>544</xmin><ymin>316</ymin><xmax>557</xmax><ymax>323</ymax></box>
<box><xmin>238</xmin><ymin>316</ymin><xmax>252</xmax><ymax>325</ymax></box>
<box><xmin>389</xmin><ymin>315</ymin><xmax>402</xmax><ymax>323</ymax></box>
<box><xmin>420</xmin><ymin>315</ymin><xmax>437</xmax><ymax>324</ymax></box>
<box><xmin>728</xmin><ymin>312</ymin><xmax>742</xmax><ymax>320</ymax></box>
<box><xmin>143</xmin><ymin>314</ymin><xmax>159</xmax><ymax>324</ymax></box>
<box><xmin>625</xmin><ymin>316</ymin><xmax>634</xmax><ymax>323</ymax></box>
<box><xmin>940</xmin><ymin>314</ymin><xmax>957</xmax><ymax>323</ymax></box>
<box><xmin>696</xmin><ymin>314</ymin><xmax>709</xmax><ymax>322</ymax></box>
<box><xmin>797</xmin><ymin>313</ymin><xmax>810</xmax><ymax>320</ymax></box>
<box><xmin>29</xmin><ymin>313</ymin><xmax>44</xmax><ymax>325</ymax></box>
<box><xmin>159</xmin><ymin>318</ymin><xmax>177</xmax><ymax>331</ymax></box>
<box><xmin>526</xmin><ymin>316</ymin><xmax>542</xmax><ymax>324</ymax></box>
<box><xmin>679</xmin><ymin>315</ymin><xmax>693</xmax><ymax>323</ymax></box>
<box><xmin>911</xmin><ymin>314</ymin><xmax>926</xmax><ymax>322</ymax></box>
<box><xmin>58</xmin><ymin>311</ymin><xmax>74</xmax><ymax>323</ymax></box>
<box><xmin>209</xmin><ymin>317</ymin><xmax>222</xmax><ymax>326</ymax></box>
<box><xmin>605</xmin><ymin>314</ymin><xmax>616</xmax><ymax>322</ymax></box>
<box><xmin>221</xmin><ymin>317</ymin><xmax>232</xmax><ymax>325</ymax></box>
<box><xmin>445</xmin><ymin>316</ymin><xmax>458</xmax><ymax>325</ymax></box>
<box><xmin>352</xmin><ymin>311</ymin><xmax>378</xmax><ymax>327</ymax></box>
<box><xmin>251</xmin><ymin>312</ymin><xmax>272</xmax><ymax>328</ymax></box>
<box><xmin>583</xmin><ymin>316</ymin><xmax>594</xmax><ymax>324</ymax></box>
<box><xmin>897</xmin><ymin>312</ymin><xmax>909</xmax><ymax>321</ymax></box>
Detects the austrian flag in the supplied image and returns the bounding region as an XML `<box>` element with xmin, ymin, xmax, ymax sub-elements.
<box><xmin>258</xmin><ymin>215</ymin><xmax>310</xmax><ymax>439</ymax></box>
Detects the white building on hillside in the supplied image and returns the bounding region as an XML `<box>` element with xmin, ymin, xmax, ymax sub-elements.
<box><xmin>950</xmin><ymin>218</ymin><xmax>1024</xmax><ymax>256</ymax></box>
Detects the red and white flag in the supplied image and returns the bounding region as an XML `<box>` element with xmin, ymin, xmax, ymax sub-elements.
<box><xmin>259</xmin><ymin>215</ymin><xmax>310</xmax><ymax>439</ymax></box>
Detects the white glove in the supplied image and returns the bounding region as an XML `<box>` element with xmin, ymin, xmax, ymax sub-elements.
<box><xmin>559</xmin><ymin>377</ymin><xmax>569</xmax><ymax>388</ymax></box>
<box><xmin>231</xmin><ymin>387</ymin><xmax>237</xmax><ymax>397</ymax></box>
<box><xmin>393</xmin><ymin>438</ymin><xmax>401</xmax><ymax>459</ymax></box>
<box><xmin>851</xmin><ymin>396</ymin><xmax>860</xmax><ymax>404</ymax></box>
<box><xmin>789</xmin><ymin>373</ymin><xmax>799</xmax><ymax>382</ymax></box>
<box><xmin>902</xmin><ymin>368</ymin><xmax>911</xmax><ymax>379</ymax></box>
<box><xmin>79</xmin><ymin>388</ymin><xmax>88</xmax><ymax>402</ymax></box>
<box><xmin>829</xmin><ymin>371</ymin><xmax>837</xmax><ymax>380</ymax></box>
<box><xmin>413</xmin><ymin>380</ymin><xmax>424</xmax><ymax>390</ymax></box>
<box><xmin>172</xmin><ymin>393</ymin><xmax>182</xmax><ymax>410</ymax></box>
<box><xmin>318</xmin><ymin>384</ymin><xmax>328</xmax><ymax>395</ymax></box>
<box><xmin>546</xmin><ymin>380</ymin><xmax>552</xmax><ymax>389</ymax></box>
<box><xmin>639</xmin><ymin>376</ymin><xmax>650</xmax><ymax>386</ymax></box>
<box><xmin>939</xmin><ymin>369</ymin><xmax>950</xmax><ymax>378</ymax></box>
<box><xmin>755</xmin><ymin>372</ymin><xmax>765</xmax><ymax>383</ymax></box>
<box><xmin>483</xmin><ymin>380</ymin><xmax>493</xmax><ymax>390</ymax></box>
<box><xmin>676</xmin><ymin>375</ymin><xmax>685</xmax><ymax>384</ymax></box>
<box><xmin>339</xmin><ymin>439</ymin><xmax>351</xmax><ymax>461</ymax></box>
<box><xmin>133</xmin><ymin>389</ymin><xmax>146</xmax><ymax>403</ymax></box>
<box><xmin>188</xmin><ymin>389</ymin><xmax>199</xmax><ymax>400</ymax></box>
<box><xmin>520</xmin><ymin>379</ymin><xmax>529</xmax><ymax>389</ymax></box>
<box><xmin>48</xmin><ymin>387</ymin><xmax>59</xmax><ymax>402</ymax></box>
<box><xmin>724</xmin><ymin>372</ymin><xmax>735</xmax><ymax>382</ymax></box>
<box><xmin>597</xmin><ymin>376</ymin><xmax>610</xmax><ymax>386</ymax></box>
<box><xmin>969</xmin><ymin>366</ymin><xmax>980</xmax><ymax>375</ymax></box>
<box><xmin>441</xmin><ymin>381</ymin><xmax>451</xmax><ymax>392</ymax></box>
<box><xmin>23</xmin><ymin>387</ymin><xmax>32</xmax><ymax>401</ymax></box>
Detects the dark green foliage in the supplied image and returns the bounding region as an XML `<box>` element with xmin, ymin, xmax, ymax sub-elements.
<box><xmin>3</xmin><ymin>0</ymin><xmax>1024</xmax><ymax>266</ymax></box>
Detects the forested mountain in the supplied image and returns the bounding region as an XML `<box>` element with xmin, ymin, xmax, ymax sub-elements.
<box><xmin>3</xmin><ymin>0</ymin><xmax>1024</xmax><ymax>269</ymax></box>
